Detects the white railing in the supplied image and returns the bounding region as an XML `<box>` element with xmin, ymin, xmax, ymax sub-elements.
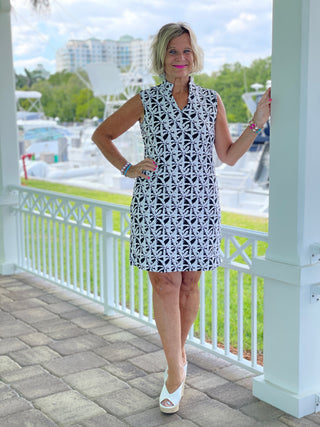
<box><xmin>9</xmin><ymin>185</ymin><xmax>268</xmax><ymax>373</ymax></box>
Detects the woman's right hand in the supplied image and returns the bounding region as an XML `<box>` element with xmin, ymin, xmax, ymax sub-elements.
<box><xmin>125</xmin><ymin>157</ymin><xmax>157</xmax><ymax>179</ymax></box>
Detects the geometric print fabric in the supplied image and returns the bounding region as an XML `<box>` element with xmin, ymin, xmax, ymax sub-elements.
<box><xmin>130</xmin><ymin>78</ymin><xmax>221</xmax><ymax>272</ymax></box>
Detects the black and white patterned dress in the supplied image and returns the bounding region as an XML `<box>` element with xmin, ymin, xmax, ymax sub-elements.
<box><xmin>130</xmin><ymin>78</ymin><xmax>221</xmax><ymax>272</ymax></box>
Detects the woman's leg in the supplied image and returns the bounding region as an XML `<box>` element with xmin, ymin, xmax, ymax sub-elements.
<box><xmin>148</xmin><ymin>271</ymin><xmax>185</xmax><ymax>399</ymax></box>
<box><xmin>179</xmin><ymin>271</ymin><xmax>201</xmax><ymax>365</ymax></box>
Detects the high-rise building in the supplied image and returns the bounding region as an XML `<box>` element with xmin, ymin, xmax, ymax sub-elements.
<box><xmin>56</xmin><ymin>36</ymin><xmax>151</xmax><ymax>73</ymax></box>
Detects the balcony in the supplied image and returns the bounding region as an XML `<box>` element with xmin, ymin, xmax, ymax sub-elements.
<box><xmin>0</xmin><ymin>185</ymin><xmax>317</xmax><ymax>425</ymax></box>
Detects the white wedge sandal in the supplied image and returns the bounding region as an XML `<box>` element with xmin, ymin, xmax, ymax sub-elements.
<box><xmin>159</xmin><ymin>375</ymin><xmax>186</xmax><ymax>414</ymax></box>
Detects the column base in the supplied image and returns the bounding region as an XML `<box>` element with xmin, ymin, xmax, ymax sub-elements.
<box><xmin>253</xmin><ymin>375</ymin><xmax>319</xmax><ymax>418</ymax></box>
<box><xmin>0</xmin><ymin>262</ymin><xmax>16</xmax><ymax>275</ymax></box>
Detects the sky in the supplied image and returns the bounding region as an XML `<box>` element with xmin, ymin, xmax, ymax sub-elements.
<box><xmin>10</xmin><ymin>0</ymin><xmax>273</xmax><ymax>76</ymax></box>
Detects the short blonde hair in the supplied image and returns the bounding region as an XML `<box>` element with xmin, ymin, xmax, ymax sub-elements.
<box><xmin>150</xmin><ymin>22</ymin><xmax>204</xmax><ymax>75</ymax></box>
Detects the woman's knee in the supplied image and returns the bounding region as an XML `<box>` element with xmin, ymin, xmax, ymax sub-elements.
<box><xmin>181</xmin><ymin>271</ymin><xmax>201</xmax><ymax>293</ymax></box>
<box><xmin>149</xmin><ymin>271</ymin><xmax>181</xmax><ymax>296</ymax></box>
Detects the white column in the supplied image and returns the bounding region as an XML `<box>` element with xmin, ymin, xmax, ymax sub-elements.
<box><xmin>0</xmin><ymin>0</ymin><xmax>20</xmax><ymax>274</ymax></box>
<box><xmin>253</xmin><ymin>0</ymin><xmax>320</xmax><ymax>418</ymax></box>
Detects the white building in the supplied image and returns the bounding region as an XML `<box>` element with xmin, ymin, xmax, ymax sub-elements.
<box><xmin>56</xmin><ymin>35</ymin><xmax>151</xmax><ymax>73</ymax></box>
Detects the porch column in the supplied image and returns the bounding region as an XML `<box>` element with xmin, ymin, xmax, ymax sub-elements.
<box><xmin>0</xmin><ymin>0</ymin><xmax>19</xmax><ymax>274</ymax></box>
<box><xmin>253</xmin><ymin>0</ymin><xmax>320</xmax><ymax>418</ymax></box>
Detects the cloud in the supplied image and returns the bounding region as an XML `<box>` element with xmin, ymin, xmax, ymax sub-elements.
<box><xmin>226</xmin><ymin>13</ymin><xmax>257</xmax><ymax>33</ymax></box>
<box><xmin>14</xmin><ymin>57</ymin><xmax>56</xmax><ymax>72</ymax></box>
<box><xmin>10</xmin><ymin>0</ymin><xmax>272</xmax><ymax>75</ymax></box>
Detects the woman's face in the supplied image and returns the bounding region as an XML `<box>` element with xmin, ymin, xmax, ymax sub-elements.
<box><xmin>164</xmin><ymin>33</ymin><xmax>194</xmax><ymax>82</ymax></box>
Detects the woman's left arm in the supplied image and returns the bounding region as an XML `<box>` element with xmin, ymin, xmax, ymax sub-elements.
<box><xmin>214</xmin><ymin>88</ymin><xmax>271</xmax><ymax>166</ymax></box>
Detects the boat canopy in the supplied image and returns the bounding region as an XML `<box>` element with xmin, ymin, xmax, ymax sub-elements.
<box><xmin>15</xmin><ymin>90</ymin><xmax>42</xmax><ymax>100</ymax></box>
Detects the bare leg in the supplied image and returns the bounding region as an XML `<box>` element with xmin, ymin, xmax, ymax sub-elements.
<box><xmin>148</xmin><ymin>271</ymin><xmax>185</xmax><ymax>404</ymax></box>
<box><xmin>179</xmin><ymin>271</ymin><xmax>201</xmax><ymax>365</ymax></box>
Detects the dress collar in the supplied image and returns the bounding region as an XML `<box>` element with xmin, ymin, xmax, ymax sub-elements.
<box><xmin>160</xmin><ymin>76</ymin><xmax>195</xmax><ymax>95</ymax></box>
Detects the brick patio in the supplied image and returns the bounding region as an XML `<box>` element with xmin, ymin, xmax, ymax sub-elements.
<box><xmin>0</xmin><ymin>273</ymin><xmax>319</xmax><ymax>426</ymax></box>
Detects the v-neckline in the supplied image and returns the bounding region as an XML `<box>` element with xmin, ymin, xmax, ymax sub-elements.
<box><xmin>161</xmin><ymin>78</ymin><xmax>193</xmax><ymax>112</ymax></box>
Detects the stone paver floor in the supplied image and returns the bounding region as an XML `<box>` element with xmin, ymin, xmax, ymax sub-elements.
<box><xmin>0</xmin><ymin>273</ymin><xmax>319</xmax><ymax>426</ymax></box>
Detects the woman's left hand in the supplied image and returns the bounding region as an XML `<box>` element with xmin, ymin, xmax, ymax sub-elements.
<box><xmin>253</xmin><ymin>87</ymin><xmax>272</xmax><ymax>128</ymax></box>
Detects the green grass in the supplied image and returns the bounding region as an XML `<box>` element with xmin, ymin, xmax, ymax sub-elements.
<box><xmin>21</xmin><ymin>178</ymin><xmax>267</xmax><ymax>357</ymax></box>
<box><xmin>21</xmin><ymin>178</ymin><xmax>268</xmax><ymax>231</ymax></box>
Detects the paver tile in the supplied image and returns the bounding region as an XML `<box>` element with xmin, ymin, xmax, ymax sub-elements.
<box><xmin>31</xmin><ymin>318</ymin><xmax>71</xmax><ymax>334</ymax></box>
<box><xmin>81</xmin><ymin>413</ymin><xmax>127</xmax><ymax>426</ymax></box>
<box><xmin>180</xmin><ymin>389</ymin><xmax>256</xmax><ymax>427</ymax></box>
<box><xmin>241</xmin><ymin>401</ymin><xmax>285</xmax><ymax>422</ymax></box>
<box><xmin>124</xmin><ymin>406</ymin><xmax>182</xmax><ymax>426</ymax></box>
<box><xmin>207</xmin><ymin>381</ymin><xmax>258</xmax><ymax>409</ymax></box>
<box><xmin>49</xmin><ymin>334</ymin><xmax>106</xmax><ymax>355</ymax></box>
<box><xmin>186</xmin><ymin>370</ymin><xmax>228</xmax><ymax>391</ymax></box>
<box><xmin>103</xmin><ymin>330</ymin><xmax>138</xmax><ymax>343</ymax></box>
<box><xmin>0</xmin><ymin>320</ymin><xmax>34</xmax><ymax>338</ymax></box>
<box><xmin>11</xmin><ymin>372</ymin><xmax>70</xmax><ymax>400</ymax></box>
<box><xmin>95</xmin><ymin>387</ymin><xmax>156</xmax><ymax>418</ymax></box>
<box><xmin>19</xmin><ymin>332</ymin><xmax>53</xmax><ymax>346</ymax></box>
<box><xmin>217</xmin><ymin>364</ymin><xmax>255</xmax><ymax>382</ymax></box>
<box><xmin>1</xmin><ymin>365</ymin><xmax>49</xmax><ymax>382</ymax></box>
<box><xmin>34</xmin><ymin>390</ymin><xmax>105</xmax><ymax>425</ymax></box>
<box><xmin>90</xmin><ymin>324</ymin><xmax>122</xmax><ymax>336</ymax></box>
<box><xmin>128</xmin><ymin>336</ymin><xmax>160</xmax><ymax>353</ymax></box>
<box><xmin>10</xmin><ymin>346</ymin><xmax>61</xmax><ymax>366</ymax></box>
<box><xmin>44</xmin><ymin>351</ymin><xmax>106</xmax><ymax>376</ymax></box>
<box><xmin>0</xmin><ymin>382</ymin><xmax>19</xmax><ymax>400</ymax></box>
<box><xmin>64</xmin><ymin>367</ymin><xmax>128</xmax><ymax>397</ymax></box>
<box><xmin>0</xmin><ymin>356</ymin><xmax>21</xmax><ymax>374</ymax></box>
<box><xmin>70</xmin><ymin>314</ymin><xmax>106</xmax><ymax>329</ymax></box>
<box><xmin>0</xmin><ymin>337</ymin><xmax>29</xmax><ymax>354</ymax></box>
<box><xmin>130</xmin><ymin>349</ymin><xmax>167</xmax><ymax>373</ymax></box>
<box><xmin>129</xmin><ymin>372</ymin><xmax>164</xmax><ymax>398</ymax></box>
<box><xmin>0</xmin><ymin>409</ymin><xmax>57</xmax><ymax>426</ymax></box>
<box><xmin>0</xmin><ymin>396</ymin><xmax>32</xmax><ymax>418</ymax></box>
<box><xmin>104</xmin><ymin>361</ymin><xmax>147</xmax><ymax>381</ymax></box>
<box><xmin>95</xmin><ymin>342</ymin><xmax>144</xmax><ymax>362</ymax></box>
<box><xmin>44</xmin><ymin>301</ymin><xmax>78</xmax><ymax>314</ymax></box>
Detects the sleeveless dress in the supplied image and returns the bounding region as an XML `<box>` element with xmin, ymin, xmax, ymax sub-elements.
<box><xmin>130</xmin><ymin>78</ymin><xmax>221</xmax><ymax>272</ymax></box>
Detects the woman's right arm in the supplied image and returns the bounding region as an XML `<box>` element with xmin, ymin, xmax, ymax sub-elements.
<box><xmin>91</xmin><ymin>94</ymin><xmax>156</xmax><ymax>179</ymax></box>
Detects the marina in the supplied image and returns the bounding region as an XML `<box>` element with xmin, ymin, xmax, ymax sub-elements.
<box><xmin>17</xmin><ymin>76</ymin><xmax>270</xmax><ymax>218</ymax></box>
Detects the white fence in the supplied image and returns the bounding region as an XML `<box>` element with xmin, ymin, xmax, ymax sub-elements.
<box><xmin>10</xmin><ymin>185</ymin><xmax>268</xmax><ymax>373</ymax></box>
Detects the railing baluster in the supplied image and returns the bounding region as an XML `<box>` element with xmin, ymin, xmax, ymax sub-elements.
<box><xmin>72</xmin><ymin>226</ymin><xmax>77</xmax><ymax>290</ymax></box>
<box><xmin>41</xmin><ymin>216</ymin><xmax>46</xmax><ymax>278</ymax></box>
<box><xmin>130</xmin><ymin>265</ymin><xmax>134</xmax><ymax>314</ymax></box>
<box><xmin>54</xmin><ymin>220</ymin><xmax>59</xmax><ymax>281</ymax></box>
<box><xmin>36</xmin><ymin>215</ymin><xmax>40</xmax><ymax>273</ymax></box>
<box><xmin>138</xmin><ymin>268</ymin><xmax>143</xmax><ymax>318</ymax></box>
<box><xmin>237</xmin><ymin>271</ymin><xmax>244</xmax><ymax>362</ymax></box>
<box><xmin>31</xmin><ymin>212</ymin><xmax>35</xmax><ymax>272</ymax></box>
<box><xmin>147</xmin><ymin>276</ymin><xmax>153</xmax><ymax>323</ymax></box>
<box><xmin>85</xmin><ymin>229</ymin><xmax>90</xmax><ymax>296</ymax></box>
<box><xmin>65</xmin><ymin>224</ymin><xmax>70</xmax><ymax>287</ymax></box>
<box><xmin>99</xmin><ymin>233</ymin><xmax>104</xmax><ymax>303</ymax></box>
<box><xmin>199</xmin><ymin>273</ymin><xmax>206</xmax><ymax>344</ymax></box>
<box><xmin>59</xmin><ymin>222</ymin><xmax>64</xmax><ymax>285</ymax></box>
<box><xmin>92</xmin><ymin>208</ymin><xmax>98</xmax><ymax>300</ymax></box>
<box><xmin>212</xmin><ymin>268</ymin><xmax>218</xmax><ymax>350</ymax></box>
<box><xmin>251</xmin><ymin>275</ymin><xmax>258</xmax><ymax>368</ymax></box>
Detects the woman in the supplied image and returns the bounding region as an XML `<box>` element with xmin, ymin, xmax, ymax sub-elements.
<box><xmin>92</xmin><ymin>22</ymin><xmax>271</xmax><ymax>413</ymax></box>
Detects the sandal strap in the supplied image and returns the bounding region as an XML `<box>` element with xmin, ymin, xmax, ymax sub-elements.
<box><xmin>160</xmin><ymin>378</ymin><xmax>185</xmax><ymax>407</ymax></box>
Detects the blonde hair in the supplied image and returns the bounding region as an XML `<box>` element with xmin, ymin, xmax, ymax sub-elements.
<box><xmin>150</xmin><ymin>22</ymin><xmax>204</xmax><ymax>75</ymax></box>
